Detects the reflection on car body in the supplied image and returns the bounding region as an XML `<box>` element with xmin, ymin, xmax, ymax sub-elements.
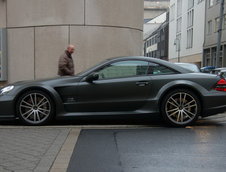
<box><xmin>1</xmin><ymin>56</ymin><xmax>226</xmax><ymax>127</ymax></box>
<box><xmin>174</xmin><ymin>62</ymin><xmax>200</xmax><ymax>72</ymax></box>
<box><xmin>211</xmin><ymin>68</ymin><xmax>226</xmax><ymax>79</ymax></box>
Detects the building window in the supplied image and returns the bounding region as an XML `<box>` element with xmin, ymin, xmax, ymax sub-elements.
<box><xmin>187</xmin><ymin>28</ymin><xmax>193</xmax><ymax>48</ymax></box>
<box><xmin>188</xmin><ymin>0</ymin><xmax>194</xmax><ymax>9</ymax></box>
<box><xmin>148</xmin><ymin>39</ymin><xmax>151</xmax><ymax>46</ymax></box>
<box><xmin>224</xmin><ymin>14</ymin><xmax>226</xmax><ymax>29</ymax></box>
<box><xmin>0</xmin><ymin>28</ymin><xmax>7</xmax><ymax>81</ymax></box>
<box><xmin>177</xmin><ymin>17</ymin><xmax>182</xmax><ymax>33</ymax></box>
<box><xmin>187</xmin><ymin>9</ymin><xmax>194</xmax><ymax>28</ymax></box>
<box><xmin>0</xmin><ymin>30</ymin><xmax>2</xmax><ymax>80</ymax></box>
<box><xmin>215</xmin><ymin>17</ymin><xmax>220</xmax><ymax>32</ymax></box>
<box><xmin>175</xmin><ymin>34</ymin><xmax>181</xmax><ymax>52</ymax></box>
<box><xmin>209</xmin><ymin>0</ymin><xmax>214</xmax><ymax>7</ymax></box>
<box><xmin>170</xmin><ymin>4</ymin><xmax>175</xmax><ymax>21</ymax></box>
<box><xmin>207</xmin><ymin>20</ymin><xmax>213</xmax><ymax>34</ymax></box>
<box><xmin>198</xmin><ymin>0</ymin><xmax>204</xmax><ymax>4</ymax></box>
<box><xmin>177</xmin><ymin>0</ymin><xmax>182</xmax><ymax>17</ymax></box>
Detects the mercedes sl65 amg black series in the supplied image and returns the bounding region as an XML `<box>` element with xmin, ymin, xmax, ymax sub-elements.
<box><xmin>1</xmin><ymin>56</ymin><xmax>226</xmax><ymax>127</ymax></box>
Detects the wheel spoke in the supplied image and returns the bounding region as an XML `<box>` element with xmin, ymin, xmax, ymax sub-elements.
<box><xmin>38</xmin><ymin>107</ymin><xmax>50</xmax><ymax>113</ymax></box>
<box><xmin>21</xmin><ymin>100</ymin><xmax>33</xmax><ymax>107</ymax></box>
<box><xmin>38</xmin><ymin>110</ymin><xmax>48</xmax><ymax>116</ymax></box>
<box><xmin>179</xmin><ymin>93</ymin><xmax>182</xmax><ymax>106</ymax></box>
<box><xmin>36</xmin><ymin>111</ymin><xmax>41</xmax><ymax>121</ymax></box>
<box><xmin>168</xmin><ymin>109</ymin><xmax>179</xmax><ymax>117</ymax></box>
<box><xmin>184</xmin><ymin>109</ymin><xmax>196</xmax><ymax>118</ymax></box>
<box><xmin>182</xmin><ymin>111</ymin><xmax>193</xmax><ymax>120</ymax></box>
<box><xmin>182</xmin><ymin>93</ymin><xmax>187</xmax><ymax>105</ymax></box>
<box><xmin>184</xmin><ymin>99</ymin><xmax>195</xmax><ymax>107</ymax></box>
<box><xmin>168</xmin><ymin>100</ymin><xmax>179</xmax><ymax>108</ymax></box>
<box><xmin>21</xmin><ymin>104</ymin><xmax>33</xmax><ymax>109</ymax></box>
<box><xmin>169</xmin><ymin>97</ymin><xmax>180</xmax><ymax>107</ymax></box>
<box><xmin>176</xmin><ymin>111</ymin><xmax>181</xmax><ymax>122</ymax></box>
<box><xmin>21</xmin><ymin>109</ymin><xmax>33</xmax><ymax>118</ymax></box>
<box><xmin>33</xmin><ymin>111</ymin><xmax>36</xmax><ymax>122</ymax></box>
<box><xmin>29</xmin><ymin>94</ymin><xmax>35</xmax><ymax>105</ymax></box>
<box><xmin>166</xmin><ymin>107</ymin><xmax>178</xmax><ymax>113</ymax></box>
<box><xmin>184</xmin><ymin>104</ymin><xmax>197</xmax><ymax>109</ymax></box>
<box><xmin>36</xmin><ymin>97</ymin><xmax>46</xmax><ymax>106</ymax></box>
<box><xmin>38</xmin><ymin>100</ymin><xmax>49</xmax><ymax>108</ymax></box>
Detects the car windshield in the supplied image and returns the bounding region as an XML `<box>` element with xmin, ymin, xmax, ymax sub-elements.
<box><xmin>75</xmin><ymin>59</ymin><xmax>110</xmax><ymax>76</ymax></box>
<box><xmin>175</xmin><ymin>63</ymin><xmax>200</xmax><ymax>72</ymax></box>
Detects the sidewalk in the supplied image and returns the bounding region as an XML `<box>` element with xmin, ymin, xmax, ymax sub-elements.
<box><xmin>0</xmin><ymin>125</ymin><xmax>149</xmax><ymax>172</ymax></box>
<box><xmin>0</xmin><ymin>127</ymin><xmax>80</xmax><ymax>172</ymax></box>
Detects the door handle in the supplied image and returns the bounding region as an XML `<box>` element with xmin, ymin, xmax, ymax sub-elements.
<box><xmin>136</xmin><ymin>81</ymin><xmax>149</xmax><ymax>86</ymax></box>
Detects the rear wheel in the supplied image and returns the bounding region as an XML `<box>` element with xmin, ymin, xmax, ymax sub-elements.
<box><xmin>161</xmin><ymin>89</ymin><xmax>201</xmax><ymax>127</ymax></box>
<box><xmin>16</xmin><ymin>90</ymin><xmax>54</xmax><ymax>125</ymax></box>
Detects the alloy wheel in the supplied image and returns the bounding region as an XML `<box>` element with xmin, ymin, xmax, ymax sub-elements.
<box><xmin>18</xmin><ymin>92</ymin><xmax>52</xmax><ymax>125</ymax></box>
<box><xmin>164</xmin><ymin>91</ymin><xmax>198</xmax><ymax>125</ymax></box>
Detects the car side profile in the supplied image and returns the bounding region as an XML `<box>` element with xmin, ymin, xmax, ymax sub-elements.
<box><xmin>1</xmin><ymin>56</ymin><xmax>226</xmax><ymax>127</ymax></box>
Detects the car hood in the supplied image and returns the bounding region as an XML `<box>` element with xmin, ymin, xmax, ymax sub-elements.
<box><xmin>11</xmin><ymin>76</ymin><xmax>82</xmax><ymax>87</ymax></box>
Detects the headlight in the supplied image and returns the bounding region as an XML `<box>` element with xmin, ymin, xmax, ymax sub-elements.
<box><xmin>0</xmin><ymin>85</ymin><xmax>14</xmax><ymax>95</ymax></box>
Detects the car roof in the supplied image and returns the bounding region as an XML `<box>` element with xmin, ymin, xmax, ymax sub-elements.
<box><xmin>78</xmin><ymin>56</ymin><xmax>192</xmax><ymax>76</ymax></box>
<box><xmin>102</xmin><ymin>56</ymin><xmax>192</xmax><ymax>73</ymax></box>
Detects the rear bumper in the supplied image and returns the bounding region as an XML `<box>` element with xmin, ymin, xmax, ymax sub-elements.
<box><xmin>202</xmin><ymin>91</ymin><xmax>226</xmax><ymax>117</ymax></box>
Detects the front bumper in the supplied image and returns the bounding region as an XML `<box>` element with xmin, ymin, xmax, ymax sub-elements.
<box><xmin>0</xmin><ymin>95</ymin><xmax>16</xmax><ymax>119</ymax></box>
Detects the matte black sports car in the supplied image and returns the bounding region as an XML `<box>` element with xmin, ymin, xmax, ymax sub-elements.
<box><xmin>1</xmin><ymin>56</ymin><xmax>226</xmax><ymax>126</ymax></box>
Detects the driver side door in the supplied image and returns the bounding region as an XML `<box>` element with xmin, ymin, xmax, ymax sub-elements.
<box><xmin>74</xmin><ymin>60</ymin><xmax>153</xmax><ymax>113</ymax></box>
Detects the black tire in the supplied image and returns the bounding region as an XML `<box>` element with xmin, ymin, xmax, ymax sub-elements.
<box><xmin>16</xmin><ymin>90</ymin><xmax>54</xmax><ymax>125</ymax></box>
<box><xmin>161</xmin><ymin>89</ymin><xmax>201</xmax><ymax>127</ymax></box>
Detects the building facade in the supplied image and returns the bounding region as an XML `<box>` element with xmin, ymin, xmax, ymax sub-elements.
<box><xmin>203</xmin><ymin>0</ymin><xmax>226</xmax><ymax>67</ymax></box>
<box><xmin>144</xmin><ymin>0</ymin><xmax>170</xmax><ymax>23</ymax></box>
<box><xmin>144</xmin><ymin>12</ymin><xmax>169</xmax><ymax>61</ymax></box>
<box><xmin>169</xmin><ymin>0</ymin><xmax>206</xmax><ymax>67</ymax></box>
<box><xmin>0</xmin><ymin>0</ymin><xmax>143</xmax><ymax>85</ymax></box>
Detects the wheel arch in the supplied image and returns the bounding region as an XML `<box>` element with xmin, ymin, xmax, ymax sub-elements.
<box><xmin>157</xmin><ymin>83</ymin><xmax>204</xmax><ymax>115</ymax></box>
<box><xmin>14</xmin><ymin>86</ymin><xmax>63</xmax><ymax>117</ymax></box>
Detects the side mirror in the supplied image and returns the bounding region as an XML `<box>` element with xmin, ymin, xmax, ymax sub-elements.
<box><xmin>85</xmin><ymin>73</ymin><xmax>99</xmax><ymax>83</ymax></box>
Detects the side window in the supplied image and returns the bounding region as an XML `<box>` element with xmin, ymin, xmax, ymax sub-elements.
<box><xmin>148</xmin><ymin>63</ymin><xmax>176</xmax><ymax>75</ymax></box>
<box><xmin>97</xmin><ymin>60</ymin><xmax>149</xmax><ymax>79</ymax></box>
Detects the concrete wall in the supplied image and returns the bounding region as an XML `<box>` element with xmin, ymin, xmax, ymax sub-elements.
<box><xmin>2</xmin><ymin>0</ymin><xmax>143</xmax><ymax>83</ymax></box>
<box><xmin>0</xmin><ymin>0</ymin><xmax>6</xmax><ymax>27</ymax></box>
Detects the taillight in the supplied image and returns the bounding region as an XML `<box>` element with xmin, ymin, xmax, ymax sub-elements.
<box><xmin>214</xmin><ymin>79</ymin><xmax>226</xmax><ymax>91</ymax></box>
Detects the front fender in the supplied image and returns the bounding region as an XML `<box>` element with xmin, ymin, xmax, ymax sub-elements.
<box><xmin>12</xmin><ymin>84</ymin><xmax>65</xmax><ymax>117</ymax></box>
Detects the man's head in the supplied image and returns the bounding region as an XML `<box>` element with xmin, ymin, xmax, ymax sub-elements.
<box><xmin>67</xmin><ymin>44</ymin><xmax>75</xmax><ymax>54</ymax></box>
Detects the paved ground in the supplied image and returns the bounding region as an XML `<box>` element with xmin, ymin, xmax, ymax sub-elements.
<box><xmin>0</xmin><ymin>113</ymin><xmax>225</xmax><ymax>172</ymax></box>
<box><xmin>0</xmin><ymin>127</ymin><xmax>70</xmax><ymax>172</ymax></box>
<box><xmin>68</xmin><ymin>127</ymin><xmax>226</xmax><ymax>172</ymax></box>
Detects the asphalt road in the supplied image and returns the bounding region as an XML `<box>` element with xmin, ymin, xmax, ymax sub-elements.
<box><xmin>67</xmin><ymin>114</ymin><xmax>226</xmax><ymax>172</ymax></box>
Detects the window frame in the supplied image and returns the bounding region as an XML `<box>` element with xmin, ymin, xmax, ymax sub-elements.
<box><xmin>94</xmin><ymin>60</ymin><xmax>177</xmax><ymax>80</ymax></box>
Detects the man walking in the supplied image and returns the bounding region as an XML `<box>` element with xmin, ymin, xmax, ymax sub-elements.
<box><xmin>58</xmin><ymin>44</ymin><xmax>75</xmax><ymax>76</ymax></box>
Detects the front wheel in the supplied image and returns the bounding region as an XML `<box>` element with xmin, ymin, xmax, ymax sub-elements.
<box><xmin>161</xmin><ymin>89</ymin><xmax>201</xmax><ymax>127</ymax></box>
<box><xmin>16</xmin><ymin>90</ymin><xmax>54</xmax><ymax>125</ymax></box>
